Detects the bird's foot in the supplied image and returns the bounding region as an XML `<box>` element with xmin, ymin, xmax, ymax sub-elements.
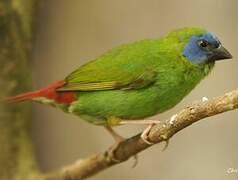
<box><xmin>140</xmin><ymin>123</ymin><xmax>156</xmax><ymax>145</ymax></box>
<box><xmin>119</xmin><ymin>119</ymin><xmax>161</xmax><ymax>145</ymax></box>
<box><xmin>107</xmin><ymin>139</ymin><xmax>139</xmax><ymax>167</ymax></box>
<box><xmin>141</xmin><ymin>123</ymin><xmax>170</xmax><ymax>150</ymax></box>
<box><xmin>105</xmin><ymin>126</ymin><xmax>138</xmax><ymax>167</ymax></box>
<box><xmin>107</xmin><ymin>136</ymin><xmax>124</xmax><ymax>163</ymax></box>
<box><xmin>140</xmin><ymin>120</ymin><xmax>161</xmax><ymax>145</ymax></box>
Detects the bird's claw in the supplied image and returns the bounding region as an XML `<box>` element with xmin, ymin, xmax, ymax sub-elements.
<box><xmin>107</xmin><ymin>141</ymin><xmax>123</xmax><ymax>163</ymax></box>
<box><xmin>140</xmin><ymin>122</ymin><xmax>170</xmax><ymax>151</ymax></box>
<box><xmin>162</xmin><ymin>139</ymin><xmax>170</xmax><ymax>151</ymax></box>
<box><xmin>131</xmin><ymin>154</ymin><xmax>139</xmax><ymax>168</ymax></box>
<box><xmin>107</xmin><ymin>139</ymin><xmax>139</xmax><ymax>167</ymax></box>
<box><xmin>140</xmin><ymin>123</ymin><xmax>156</xmax><ymax>145</ymax></box>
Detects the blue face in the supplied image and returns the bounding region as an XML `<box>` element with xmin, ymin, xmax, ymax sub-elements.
<box><xmin>183</xmin><ymin>32</ymin><xmax>232</xmax><ymax>64</ymax></box>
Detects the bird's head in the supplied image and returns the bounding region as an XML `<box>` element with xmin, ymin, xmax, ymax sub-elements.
<box><xmin>167</xmin><ymin>27</ymin><xmax>233</xmax><ymax>65</ymax></box>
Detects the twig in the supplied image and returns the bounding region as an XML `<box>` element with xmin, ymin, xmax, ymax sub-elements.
<box><xmin>39</xmin><ymin>88</ymin><xmax>238</xmax><ymax>180</ymax></box>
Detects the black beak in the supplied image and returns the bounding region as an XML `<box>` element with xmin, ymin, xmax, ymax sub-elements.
<box><xmin>209</xmin><ymin>46</ymin><xmax>233</xmax><ymax>61</ymax></box>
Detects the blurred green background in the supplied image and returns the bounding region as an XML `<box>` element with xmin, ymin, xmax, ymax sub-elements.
<box><xmin>32</xmin><ymin>0</ymin><xmax>238</xmax><ymax>179</ymax></box>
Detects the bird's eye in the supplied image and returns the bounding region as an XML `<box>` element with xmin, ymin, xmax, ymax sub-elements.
<box><xmin>198</xmin><ymin>40</ymin><xmax>209</xmax><ymax>48</ymax></box>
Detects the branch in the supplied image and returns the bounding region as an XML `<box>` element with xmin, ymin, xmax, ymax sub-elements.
<box><xmin>40</xmin><ymin>88</ymin><xmax>238</xmax><ymax>180</ymax></box>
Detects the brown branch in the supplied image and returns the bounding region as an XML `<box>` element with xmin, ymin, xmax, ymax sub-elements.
<box><xmin>40</xmin><ymin>88</ymin><xmax>238</xmax><ymax>180</ymax></box>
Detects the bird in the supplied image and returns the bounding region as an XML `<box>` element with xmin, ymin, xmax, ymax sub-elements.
<box><xmin>7</xmin><ymin>27</ymin><xmax>232</xmax><ymax>151</ymax></box>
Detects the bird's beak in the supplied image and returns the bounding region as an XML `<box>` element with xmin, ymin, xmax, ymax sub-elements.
<box><xmin>210</xmin><ymin>46</ymin><xmax>233</xmax><ymax>61</ymax></box>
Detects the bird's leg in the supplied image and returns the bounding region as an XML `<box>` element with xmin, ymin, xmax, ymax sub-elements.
<box><xmin>105</xmin><ymin>126</ymin><xmax>138</xmax><ymax>167</ymax></box>
<box><xmin>119</xmin><ymin>120</ymin><xmax>161</xmax><ymax>145</ymax></box>
<box><xmin>105</xmin><ymin>126</ymin><xmax>124</xmax><ymax>143</ymax></box>
<box><xmin>119</xmin><ymin>119</ymin><xmax>160</xmax><ymax>125</ymax></box>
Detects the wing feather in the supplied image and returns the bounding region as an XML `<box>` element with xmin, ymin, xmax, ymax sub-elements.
<box><xmin>57</xmin><ymin>40</ymin><xmax>159</xmax><ymax>92</ymax></box>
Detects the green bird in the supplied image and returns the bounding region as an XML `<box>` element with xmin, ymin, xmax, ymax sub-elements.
<box><xmin>8</xmin><ymin>27</ymin><xmax>232</xmax><ymax>145</ymax></box>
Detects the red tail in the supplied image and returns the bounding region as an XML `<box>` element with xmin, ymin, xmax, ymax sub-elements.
<box><xmin>6</xmin><ymin>80</ymin><xmax>76</xmax><ymax>105</ymax></box>
<box><xmin>6</xmin><ymin>91</ymin><xmax>42</xmax><ymax>103</ymax></box>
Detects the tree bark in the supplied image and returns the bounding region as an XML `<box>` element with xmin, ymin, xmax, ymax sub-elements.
<box><xmin>0</xmin><ymin>0</ymin><xmax>38</xmax><ymax>179</ymax></box>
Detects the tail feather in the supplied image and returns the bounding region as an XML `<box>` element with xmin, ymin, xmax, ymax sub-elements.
<box><xmin>5</xmin><ymin>91</ymin><xmax>42</xmax><ymax>103</ymax></box>
<box><xmin>5</xmin><ymin>80</ymin><xmax>76</xmax><ymax>105</ymax></box>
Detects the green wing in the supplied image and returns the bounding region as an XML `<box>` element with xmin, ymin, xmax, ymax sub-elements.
<box><xmin>57</xmin><ymin>40</ymin><xmax>159</xmax><ymax>91</ymax></box>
